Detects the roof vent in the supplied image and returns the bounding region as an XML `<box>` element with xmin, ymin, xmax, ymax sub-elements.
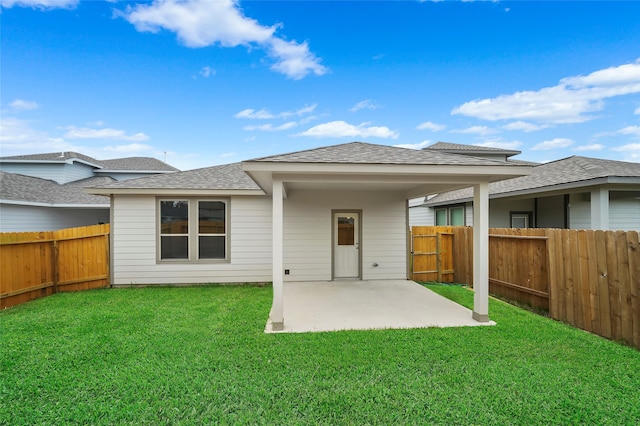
<box><xmin>59</xmin><ymin>152</ymin><xmax>65</xmax><ymax>158</ymax></box>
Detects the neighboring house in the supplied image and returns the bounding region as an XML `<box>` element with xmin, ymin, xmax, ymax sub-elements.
<box><xmin>0</xmin><ymin>152</ymin><xmax>178</xmax><ymax>232</ymax></box>
<box><xmin>87</xmin><ymin>141</ymin><xmax>532</xmax><ymax>328</ymax></box>
<box><xmin>409</xmin><ymin>143</ymin><xmax>640</xmax><ymax>231</ymax></box>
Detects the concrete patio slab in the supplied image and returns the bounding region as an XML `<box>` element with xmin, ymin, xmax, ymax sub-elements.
<box><xmin>265</xmin><ymin>280</ymin><xmax>496</xmax><ymax>333</ymax></box>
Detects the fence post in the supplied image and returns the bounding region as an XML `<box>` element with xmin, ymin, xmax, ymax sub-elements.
<box><xmin>51</xmin><ymin>240</ymin><xmax>59</xmax><ymax>294</ymax></box>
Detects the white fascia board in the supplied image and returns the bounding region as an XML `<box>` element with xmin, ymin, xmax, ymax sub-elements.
<box><xmin>94</xmin><ymin>170</ymin><xmax>176</xmax><ymax>174</ymax></box>
<box><xmin>85</xmin><ymin>187</ymin><xmax>265</xmax><ymax>196</ymax></box>
<box><xmin>0</xmin><ymin>199</ymin><xmax>109</xmax><ymax>208</ymax></box>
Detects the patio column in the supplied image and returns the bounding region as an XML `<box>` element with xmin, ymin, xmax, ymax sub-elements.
<box><xmin>473</xmin><ymin>181</ymin><xmax>490</xmax><ymax>322</ymax></box>
<box><xmin>271</xmin><ymin>178</ymin><xmax>285</xmax><ymax>331</ymax></box>
<box><xmin>590</xmin><ymin>188</ymin><xmax>609</xmax><ymax>230</ymax></box>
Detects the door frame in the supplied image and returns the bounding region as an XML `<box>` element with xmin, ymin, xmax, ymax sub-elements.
<box><xmin>331</xmin><ymin>209</ymin><xmax>362</xmax><ymax>280</ymax></box>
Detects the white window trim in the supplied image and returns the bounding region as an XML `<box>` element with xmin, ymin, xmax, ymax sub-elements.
<box><xmin>157</xmin><ymin>197</ymin><xmax>230</xmax><ymax>264</ymax></box>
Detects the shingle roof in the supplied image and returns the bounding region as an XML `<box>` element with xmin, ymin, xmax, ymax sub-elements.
<box><xmin>99</xmin><ymin>157</ymin><xmax>179</xmax><ymax>172</ymax></box>
<box><xmin>0</xmin><ymin>172</ymin><xmax>112</xmax><ymax>205</ymax></box>
<box><xmin>0</xmin><ymin>152</ymin><xmax>178</xmax><ymax>172</ymax></box>
<box><xmin>248</xmin><ymin>141</ymin><xmax>518</xmax><ymax>166</ymax></box>
<box><xmin>424</xmin><ymin>142</ymin><xmax>521</xmax><ymax>156</ymax></box>
<box><xmin>425</xmin><ymin>156</ymin><xmax>640</xmax><ymax>205</ymax></box>
<box><xmin>90</xmin><ymin>162</ymin><xmax>260</xmax><ymax>191</ymax></box>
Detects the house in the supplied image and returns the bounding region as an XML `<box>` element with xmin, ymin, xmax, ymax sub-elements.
<box><xmin>0</xmin><ymin>152</ymin><xmax>178</xmax><ymax>232</ymax></box>
<box><xmin>87</xmin><ymin>141</ymin><xmax>531</xmax><ymax>329</ymax></box>
<box><xmin>409</xmin><ymin>143</ymin><xmax>640</xmax><ymax>231</ymax></box>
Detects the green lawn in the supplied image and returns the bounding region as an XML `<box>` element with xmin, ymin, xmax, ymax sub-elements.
<box><xmin>1</xmin><ymin>285</ymin><xmax>639</xmax><ymax>425</ymax></box>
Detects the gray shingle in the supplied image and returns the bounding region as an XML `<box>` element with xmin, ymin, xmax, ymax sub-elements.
<box><xmin>249</xmin><ymin>142</ymin><xmax>518</xmax><ymax>166</ymax></box>
<box><xmin>90</xmin><ymin>162</ymin><xmax>260</xmax><ymax>191</ymax></box>
<box><xmin>0</xmin><ymin>172</ymin><xmax>112</xmax><ymax>205</ymax></box>
<box><xmin>425</xmin><ymin>155</ymin><xmax>640</xmax><ymax>205</ymax></box>
<box><xmin>425</xmin><ymin>142</ymin><xmax>521</xmax><ymax>155</ymax></box>
<box><xmin>0</xmin><ymin>152</ymin><xmax>179</xmax><ymax>172</ymax></box>
<box><xmin>99</xmin><ymin>157</ymin><xmax>179</xmax><ymax>172</ymax></box>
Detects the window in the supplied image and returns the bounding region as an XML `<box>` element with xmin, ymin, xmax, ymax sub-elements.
<box><xmin>159</xmin><ymin>198</ymin><xmax>228</xmax><ymax>262</ymax></box>
<box><xmin>510</xmin><ymin>212</ymin><xmax>532</xmax><ymax>229</ymax></box>
<box><xmin>435</xmin><ymin>205</ymin><xmax>465</xmax><ymax>226</ymax></box>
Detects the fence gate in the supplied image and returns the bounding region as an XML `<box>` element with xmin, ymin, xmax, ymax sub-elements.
<box><xmin>411</xmin><ymin>227</ymin><xmax>454</xmax><ymax>282</ymax></box>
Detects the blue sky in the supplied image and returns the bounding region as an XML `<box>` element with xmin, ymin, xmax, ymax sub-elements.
<box><xmin>1</xmin><ymin>0</ymin><xmax>640</xmax><ymax>170</ymax></box>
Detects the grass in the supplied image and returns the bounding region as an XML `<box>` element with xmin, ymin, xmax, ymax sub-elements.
<box><xmin>1</xmin><ymin>284</ymin><xmax>639</xmax><ymax>425</ymax></box>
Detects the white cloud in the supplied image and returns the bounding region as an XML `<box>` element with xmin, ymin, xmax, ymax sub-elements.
<box><xmin>199</xmin><ymin>66</ymin><xmax>216</xmax><ymax>78</ymax></box>
<box><xmin>101</xmin><ymin>143</ymin><xmax>154</xmax><ymax>153</ymax></box>
<box><xmin>350</xmin><ymin>99</ymin><xmax>380</xmax><ymax>112</ymax></box>
<box><xmin>123</xmin><ymin>0</ymin><xmax>326</xmax><ymax>80</ymax></box>
<box><xmin>473</xmin><ymin>140</ymin><xmax>522</xmax><ymax>150</ymax></box>
<box><xmin>574</xmin><ymin>144</ymin><xmax>605</xmax><ymax>152</ymax></box>
<box><xmin>234</xmin><ymin>104</ymin><xmax>316</xmax><ymax>119</ymax></box>
<box><xmin>63</xmin><ymin>126</ymin><xmax>150</xmax><ymax>141</ymax></box>
<box><xmin>635</xmin><ymin>106</ymin><xmax>640</xmax><ymax>115</ymax></box>
<box><xmin>9</xmin><ymin>99</ymin><xmax>40</xmax><ymax>111</ymax></box>
<box><xmin>0</xmin><ymin>0</ymin><xmax>78</xmax><ymax>9</ymax></box>
<box><xmin>297</xmin><ymin>121</ymin><xmax>399</xmax><ymax>139</ymax></box>
<box><xmin>450</xmin><ymin>125</ymin><xmax>499</xmax><ymax>135</ymax></box>
<box><xmin>501</xmin><ymin>121</ymin><xmax>549</xmax><ymax>132</ymax></box>
<box><xmin>243</xmin><ymin>122</ymin><xmax>297</xmax><ymax>132</ymax></box>
<box><xmin>612</xmin><ymin>143</ymin><xmax>640</xmax><ymax>162</ymax></box>
<box><xmin>617</xmin><ymin>126</ymin><xmax>640</xmax><ymax>137</ymax></box>
<box><xmin>532</xmin><ymin>138</ymin><xmax>574</xmax><ymax>150</ymax></box>
<box><xmin>394</xmin><ymin>140</ymin><xmax>431</xmax><ymax>150</ymax></box>
<box><xmin>416</xmin><ymin>121</ymin><xmax>445</xmax><ymax>132</ymax></box>
<box><xmin>453</xmin><ymin>59</ymin><xmax>640</xmax><ymax>124</ymax></box>
<box><xmin>0</xmin><ymin>117</ymin><xmax>71</xmax><ymax>153</ymax></box>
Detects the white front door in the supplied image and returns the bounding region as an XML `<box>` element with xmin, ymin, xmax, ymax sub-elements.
<box><xmin>333</xmin><ymin>212</ymin><xmax>360</xmax><ymax>279</ymax></box>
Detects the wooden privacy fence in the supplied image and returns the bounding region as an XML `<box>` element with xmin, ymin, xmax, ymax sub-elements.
<box><xmin>0</xmin><ymin>224</ymin><xmax>110</xmax><ymax>308</ymax></box>
<box><xmin>411</xmin><ymin>226</ymin><xmax>640</xmax><ymax>349</ymax></box>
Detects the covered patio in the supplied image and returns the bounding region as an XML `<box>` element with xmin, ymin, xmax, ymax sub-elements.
<box><xmin>265</xmin><ymin>280</ymin><xmax>496</xmax><ymax>333</ymax></box>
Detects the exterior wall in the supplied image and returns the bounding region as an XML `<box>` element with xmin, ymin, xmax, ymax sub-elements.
<box><xmin>536</xmin><ymin>195</ymin><xmax>565</xmax><ymax>228</ymax></box>
<box><xmin>569</xmin><ymin>192</ymin><xmax>591</xmax><ymax>229</ymax></box>
<box><xmin>111</xmin><ymin>194</ymin><xmax>273</xmax><ymax>285</ymax></box>
<box><xmin>0</xmin><ymin>162</ymin><xmax>94</xmax><ymax>184</ymax></box>
<box><xmin>283</xmin><ymin>190</ymin><xmax>407</xmax><ymax>281</ymax></box>
<box><xmin>487</xmin><ymin>198</ymin><xmax>534</xmax><ymax>228</ymax></box>
<box><xmin>0</xmin><ymin>204</ymin><xmax>109</xmax><ymax>232</ymax></box>
<box><xmin>610</xmin><ymin>192</ymin><xmax>640</xmax><ymax>231</ymax></box>
<box><xmin>408</xmin><ymin>205</ymin><xmax>432</xmax><ymax>227</ymax></box>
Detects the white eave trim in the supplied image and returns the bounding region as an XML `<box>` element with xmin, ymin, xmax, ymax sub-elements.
<box><xmin>94</xmin><ymin>170</ymin><xmax>177</xmax><ymax>174</ymax></box>
<box><xmin>85</xmin><ymin>188</ymin><xmax>265</xmax><ymax>196</ymax></box>
<box><xmin>0</xmin><ymin>199</ymin><xmax>110</xmax><ymax>208</ymax></box>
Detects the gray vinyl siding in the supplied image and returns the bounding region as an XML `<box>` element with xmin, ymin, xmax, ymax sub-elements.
<box><xmin>610</xmin><ymin>194</ymin><xmax>640</xmax><ymax>231</ymax></box>
<box><xmin>569</xmin><ymin>193</ymin><xmax>591</xmax><ymax>229</ymax></box>
<box><xmin>0</xmin><ymin>204</ymin><xmax>109</xmax><ymax>232</ymax></box>
<box><xmin>111</xmin><ymin>194</ymin><xmax>273</xmax><ymax>285</ymax></box>
<box><xmin>408</xmin><ymin>205</ymin><xmax>431</xmax><ymax>227</ymax></box>
<box><xmin>0</xmin><ymin>162</ymin><xmax>95</xmax><ymax>184</ymax></box>
<box><xmin>487</xmin><ymin>198</ymin><xmax>535</xmax><ymax>228</ymax></box>
<box><xmin>536</xmin><ymin>195</ymin><xmax>566</xmax><ymax>229</ymax></box>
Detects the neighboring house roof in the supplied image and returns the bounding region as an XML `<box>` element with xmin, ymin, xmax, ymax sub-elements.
<box><xmin>424</xmin><ymin>142</ymin><xmax>521</xmax><ymax>158</ymax></box>
<box><xmin>0</xmin><ymin>172</ymin><xmax>112</xmax><ymax>206</ymax></box>
<box><xmin>425</xmin><ymin>156</ymin><xmax>640</xmax><ymax>206</ymax></box>
<box><xmin>89</xmin><ymin>162</ymin><xmax>261</xmax><ymax>192</ymax></box>
<box><xmin>249</xmin><ymin>141</ymin><xmax>519</xmax><ymax>166</ymax></box>
<box><xmin>0</xmin><ymin>152</ymin><xmax>178</xmax><ymax>172</ymax></box>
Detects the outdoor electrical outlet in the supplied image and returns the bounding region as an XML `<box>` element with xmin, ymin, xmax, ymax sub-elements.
<box><xmin>284</xmin><ymin>269</ymin><xmax>290</xmax><ymax>275</ymax></box>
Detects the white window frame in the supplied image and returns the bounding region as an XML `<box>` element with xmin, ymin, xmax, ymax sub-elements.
<box><xmin>157</xmin><ymin>197</ymin><xmax>229</xmax><ymax>263</ymax></box>
<box><xmin>434</xmin><ymin>205</ymin><xmax>466</xmax><ymax>226</ymax></box>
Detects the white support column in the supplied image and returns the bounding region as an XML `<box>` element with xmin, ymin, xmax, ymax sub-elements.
<box><xmin>473</xmin><ymin>182</ymin><xmax>490</xmax><ymax>322</ymax></box>
<box><xmin>271</xmin><ymin>178</ymin><xmax>285</xmax><ymax>330</ymax></box>
<box><xmin>590</xmin><ymin>188</ymin><xmax>609</xmax><ymax>230</ymax></box>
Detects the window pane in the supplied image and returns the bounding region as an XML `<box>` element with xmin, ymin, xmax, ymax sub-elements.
<box><xmin>337</xmin><ymin>216</ymin><xmax>355</xmax><ymax>245</ymax></box>
<box><xmin>512</xmin><ymin>216</ymin><xmax>528</xmax><ymax>228</ymax></box>
<box><xmin>435</xmin><ymin>209</ymin><xmax>447</xmax><ymax>226</ymax></box>
<box><xmin>199</xmin><ymin>201</ymin><xmax>225</xmax><ymax>234</ymax></box>
<box><xmin>199</xmin><ymin>236</ymin><xmax>226</xmax><ymax>259</ymax></box>
<box><xmin>450</xmin><ymin>207</ymin><xmax>464</xmax><ymax>226</ymax></box>
<box><xmin>161</xmin><ymin>201</ymin><xmax>189</xmax><ymax>234</ymax></box>
<box><xmin>161</xmin><ymin>236</ymin><xmax>188</xmax><ymax>259</ymax></box>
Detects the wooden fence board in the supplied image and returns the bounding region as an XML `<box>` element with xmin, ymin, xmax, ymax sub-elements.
<box><xmin>0</xmin><ymin>224</ymin><xmax>110</xmax><ymax>308</ymax></box>
<box><xmin>616</xmin><ymin>231</ymin><xmax>633</xmax><ymax>345</ymax></box>
<box><xmin>595</xmin><ymin>230</ymin><xmax>612</xmax><ymax>338</ymax></box>
<box><xmin>627</xmin><ymin>231</ymin><xmax>640</xmax><ymax>348</ymax></box>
